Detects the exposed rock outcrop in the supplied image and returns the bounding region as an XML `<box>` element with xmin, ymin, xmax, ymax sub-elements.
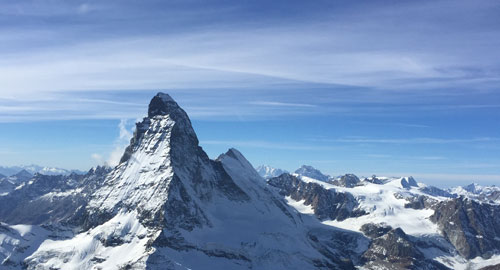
<box><xmin>268</xmin><ymin>173</ymin><xmax>366</xmax><ymax>221</ymax></box>
<box><xmin>430</xmin><ymin>197</ymin><xmax>500</xmax><ymax>259</ymax></box>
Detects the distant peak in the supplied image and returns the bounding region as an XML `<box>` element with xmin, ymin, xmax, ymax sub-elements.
<box><xmin>255</xmin><ymin>165</ymin><xmax>288</xmax><ymax>179</ymax></box>
<box><xmin>217</xmin><ymin>148</ymin><xmax>249</xmax><ymax>166</ymax></box>
<box><xmin>14</xmin><ymin>169</ymin><xmax>32</xmax><ymax>177</ymax></box>
<box><xmin>294</xmin><ymin>165</ymin><xmax>330</xmax><ymax>181</ymax></box>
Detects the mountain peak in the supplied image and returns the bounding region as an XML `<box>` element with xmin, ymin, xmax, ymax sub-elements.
<box><xmin>156</xmin><ymin>92</ymin><xmax>175</xmax><ymax>102</ymax></box>
<box><xmin>13</xmin><ymin>169</ymin><xmax>32</xmax><ymax>178</ymax></box>
<box><xmin>222</xmin><ymin>148</ymin><xmax>245</xmax><ymax>161</ymax></box>
<box><xmin>294</xmin><ymin>165</ymin><xmax>330</xmax><ymax>181</ymax></box>
<box><xmin>255</xmin><ymin>165</ymin><xmax>288</xmax><ymax>179</ymax></box>
<box><xmin>120</xmin><ymin>92</ymin><xmax>199</xmax><ymax>164</ymax></box>
<box><xmin>148</xmin><ymin>92</ymin><xmax>181</xmax><ymax>118</ymax></box>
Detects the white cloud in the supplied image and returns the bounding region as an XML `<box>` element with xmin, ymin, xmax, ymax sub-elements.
<box><xmin>322</xmin><ymin>137</ymin><xmax>497</xmax><ymax>144</ymax></box>
<box><xmin>200</xmin><ymin>140</ymin><xmax>338</xmax><ymax>151</ymax></box>
<box><xmin>106</xmin><ymin>119</ymin><xmax>133</xmax><ymax>167</ymax></box>
<box><xmin>1</xmin><ymin>3</ymin><xmax>499</xmax><ymax>99</ymax></box>
<box><xmin>118</xmin><ymin>119</ymin><xmax>133</xmax><ymax>140</ymax></box>
<box><xmin>91</xmin><ymin>153</ymin><xmax>104</xmax><ymax>164</ymax></box>
<box><xmin>0</xmin><ymin>0</ymin><xmax>498</xmax><ymax>121</ymax></box>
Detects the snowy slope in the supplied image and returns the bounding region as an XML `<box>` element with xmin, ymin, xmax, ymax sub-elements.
<box><xmin>0</xmin><ymin>223</ymin><xmax>51</xmax><ymax>269</ymax></box>
<box><xmin>275</xmin><ymin>173</ymin><xmax>500</xmax><ymax>269</ymax></box>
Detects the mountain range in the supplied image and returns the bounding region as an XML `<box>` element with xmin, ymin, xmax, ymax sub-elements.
<box><xmin>1</xmin><ymin>93</ymin><xmax>499</xmax><ymax>270</ymax></box>
<box><xmin>0</xmin><ymin>165</ymin><xmax>85</xmax><ymax>177</ymax></box>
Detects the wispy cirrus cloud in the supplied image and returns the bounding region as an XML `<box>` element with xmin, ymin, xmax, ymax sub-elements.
<box><xmin>1</xmin><ymin>0</ymin><xmax>499</xmax><ymax>99</ymax></box>
<box><xmin>200</xmin><ymin>140</ymin><xmax>338</xmax><ymax>151</ymax></box>
<box><xmin>249</xmin><ymin>101</ymin><xmax>317</xmax><ymax>108</ymax></box>
<box><xmin>362</xmin><ymin>154</ymin><xmax>446</xmax><ymax>160</ymax></box>
<box><xmin>0</xmin><ymin>0</ymin><xmax>499</xmax><ymax>122</ymax></box>
<box><xmin>320</xmin><ymin>137</ymin><xmax>498</xmax><ymax>144</ymax></box>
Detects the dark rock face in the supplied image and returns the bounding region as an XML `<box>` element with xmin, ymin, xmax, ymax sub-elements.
<box><xmin>404</xmin><ymin>195</ymin><xmax>438</xmax><ymax>210</ymax></box>
<box><xmin>331</xmin><ymin>174</ymin><xmax>360</xmax><ymax>188</ymax></box>
<box><xmin>401</xmin><ymin>177</ymin><xmax>418</xmax><ymax>189</ymax></box>
<box><xmin>362</xmin><ymin>227</ymin><xmax>450</xmax><ymax>270</ymax></box>
<box><xmin>430</xmin><ymin>197</ymin><xmax>500</xmax><ymax>259</ymax></box>
<box><xmin>407</xmin><ymin>177</ymin><xmax>418</xmax><ymax>187</ymax></box>
<box><xmin>294</xmin><ymin>165</ymin><xmax>330</xmax><ymax>181</ymax></box>
<box><xmin>360</xmin><ymin>223</ymin><xmax>392</xmax><ymax>239</ymax></box>
<box><xmin>363</xmin><ymin>228</ymin><xmax>422</xmax><ymax>266</ymax></box>
<box><xmin>479</xmin><ymin>264</ymin><xmax>500</xmax><ymax>270</ymax></box>
<box><xmin>307</xmin><ymin>228</ymin><xmax>369</xmax><ymax>270</ymax></box>
<box><xmin>268</xmin><ymin>173</ymin><xmax>366</xmax><ymax>221</ymax></box>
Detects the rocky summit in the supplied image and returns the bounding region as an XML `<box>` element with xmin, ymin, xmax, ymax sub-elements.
<box><xmin>1</xmin><ymin>93</ymin><xmax>500</xmax><ymax>270</ymax></box>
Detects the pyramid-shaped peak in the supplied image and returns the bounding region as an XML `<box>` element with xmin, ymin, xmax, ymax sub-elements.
<box><xmin>14</xmin><ymin>169</ymin><xmax>33</xmax><ymax>178</ymax></box>
<box><xmin>217</xmin><ymin>148</ymin><xmax>256</xmax><ymax>173</ymax></box>
<box><xmin>119</xmin><ymin>92</ymin><xmax>198</xmax><ymax>165</ymax></box>
<box><xmin>224</xmin><ymin>148</ymin><xmax>245</xmax><ymax>160</ymax></box>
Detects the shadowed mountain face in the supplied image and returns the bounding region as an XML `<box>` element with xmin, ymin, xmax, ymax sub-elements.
<box><xmin>430</xmin><ymin>197</ymin><xmax>500</xmax><ymax>259</ymax></box>
<box><xmin>1</xmin><ymin>93</ymin><xmax>500</xmax><ymax>270</ymax></box>
<box><xmin>268</xmin><ymin>173</ymin><xmax>366</xmax><ymax>221</ymax></box>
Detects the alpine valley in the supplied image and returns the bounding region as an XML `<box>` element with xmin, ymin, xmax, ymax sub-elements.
<box><xmin>1</xmin><ymin>93</ymin><xmax>500</xmax><ymax>270</ymax></box>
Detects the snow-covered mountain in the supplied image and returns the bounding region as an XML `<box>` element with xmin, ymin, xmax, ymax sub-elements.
<box><xmin>1</xmin><ymin>93</ymin><xmax>500</xmax><ymax>270</ymax></box>
<box><xmin>255</xmin><ymin>165</ymin><xmax>287</xmax><ymax>179</ymax></box>
<box><xmin>448</xmin><ymin>183</ymin><xmax>500</xmax><ymax>204</ymax></box>
<box><xmin>294</xmin><ymin>165</ymin><xmax>330</xmax><ymax>182</ymax></box>
<box><xmin>0</xmin><ymin>170</ymin><xmax>33</xmax><ymax>195</ymax></box>
<box><xmin>0</xmin><ymin>165</ymin><xmax>85</xmax><ymax>177</ymax></box>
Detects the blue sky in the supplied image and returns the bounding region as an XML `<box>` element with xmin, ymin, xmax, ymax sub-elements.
<box><xmin>0</xmin><ymin>0</ymin><xmax>499</xmax><ymax>187</ymax></box>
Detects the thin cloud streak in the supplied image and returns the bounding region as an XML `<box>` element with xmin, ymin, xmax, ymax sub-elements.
<box><xmin>321</xmin><ymin>137</ymin><xmax>498</xmax><ymax>144</ymax></box>
<box><xmin>249</xmin><ymin>101</ymin><xmax>317</xmax><ymax>108</ymax></box>
<box><xmin>1</xmin><ymin>0</ymin><xmax>500</xmax><ymax>97</ymax></box>
<box><xmin>200</xmin><ymin>140</ymin><xmax>338</xmax><ymax>151</ymax></box>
